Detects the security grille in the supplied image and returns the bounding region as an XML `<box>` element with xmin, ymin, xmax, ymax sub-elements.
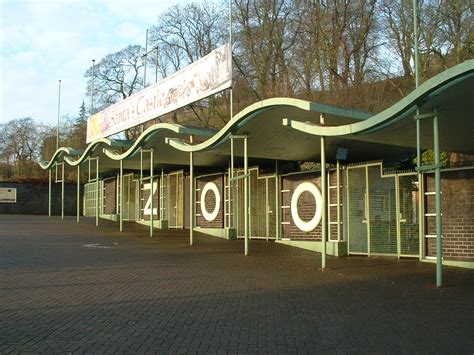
<box><xmin>168</xmin><ymin>171</ymin><xmax>184</xmax><ymax>228</ymax></box>
<box><xmin>347</xmin><ymin>167</ymin><xmax>368</xmax><ymax>254</ymax></box>
<box><xmin>368</xmin><ymin>166</ymin><xmax>397</xmax><ymax>255</ymax></box>
<box><xmin>234</xmin><ymin>168</ymin><xmax>276</xmax><ymax>239</ymax></box>
<box><xmin>399</xmin><ymin>175</ymin><xmax>420</xmax><ymax>256</ymax></box>
<box><xmin>83</xmin><ymin>182</ymin><xmax>97</xmax><ymax>216</ymax></box>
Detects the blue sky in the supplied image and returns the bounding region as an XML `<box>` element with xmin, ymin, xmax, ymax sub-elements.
<box><xmin>0</xmin><ymin>0</ymin><xmax>195</xmax><ymax>126</ymax></box>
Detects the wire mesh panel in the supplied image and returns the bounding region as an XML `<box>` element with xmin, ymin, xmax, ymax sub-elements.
<box><xmin>368</xmin><ymin>166</ymin><xmax>397</xmax><ymax>254</ymax></box>
<box><xmin>399</xmin><ymin>175</ymin><xmax>420</xmax><ymax>256</ymax></box>
<box><xmin>168</xmin><ymin>172</ymin><xmax>184</xmax><ymax>228</ymax></box>
<box><xmin>252</xmin><ymin>172</ymin><xmax>265</xmax><ymax>238</ymax></box>
<box><xmin>267</xmin><ymin>177</ymin><xmax>277</xmax><ymax>240</ymax></box>
<box><xmin>347</xmin><ymin>167</ymin><xmax>368</xmax><ymax>254</ymax></box>
<box><xmin>83</xmin><ymin>182</ymin><xmax>96</xmax><ymax>216</ymax></box>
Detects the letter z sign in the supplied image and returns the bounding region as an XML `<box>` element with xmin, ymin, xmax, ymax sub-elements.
<box><xmin>143</xmin><ymin>182</ymin><xmax>158</xmax><ymax>216</ymax></box>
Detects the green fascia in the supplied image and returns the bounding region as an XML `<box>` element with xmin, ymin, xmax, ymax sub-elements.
<box><xmin>276</xmin><ymin>240</ymin><xmax>348</xmax><ymax>257</ymax></box>
<box><xmin>283</xmin><ymin>59</ymin><xmax>474</xmax><ymax>137</ymax></box>
<box><xmin>39</xmin><ymin>147</ymin><xmax>83</xmax><ymax>170</ymax></box>
<box><xmin>103</xmin><ymin>123</ymin><xmax>217</xmax><ymax>161</ymax></box>
<box><xmin>64</xmin><ymin>138</ymin><xmax>132</xmax><ymax>166</ymax></box>
<box><xmin>194</xmin><ymin>227</ymin><xmax>237</xmax><ymax>240</ymax></box>
<box><xmin>166</xmin><ymin>97</ymin><xmax>372</xmax><ymax>153</ymax></box>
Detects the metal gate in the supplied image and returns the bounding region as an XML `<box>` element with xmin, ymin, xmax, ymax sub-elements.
<box><xmin>168</xmin><ymin>171</ymin><xmax>184</xmax><ymax>228</ymax></box>
<box><xmin>235</xmin><ymin>168</ymin><xmax>277</xmax><ymax>240</ymax></box>
<box><xmin>347</xmin><ymin>163</ymin><xmax>418</xmax><ymax>257</ymax></box>
<box><xmin>121</xmin><ymin>174</ymin><xmax>138</xmax><ymax>221</ymax></box>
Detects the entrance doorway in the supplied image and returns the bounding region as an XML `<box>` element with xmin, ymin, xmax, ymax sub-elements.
<box><xmin>346</xmin><ymin>163</ymin><xmax>419</xmax><ymax>257</ymax></box>
<box><xmin>235</xmin><ymin>168</ymin><xmax>277</xmax><ymax>240</ymax></box>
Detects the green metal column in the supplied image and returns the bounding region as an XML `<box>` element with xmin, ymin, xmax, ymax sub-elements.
<box><xmin>230</xmin><ymin>137</ymin><xmax>234</xmax><ymax>229</ymax></box>
<box><xmin>336</xmin><ymin>160</ymin><xmax>341</xmax><ymax>241</ymax></box>
<box><xmin>150</xmin><ymin>149</ymin><xmax>154</xmax><ymax>237</ymax></box>
<box><xmin>140</xmin><ymin>149</ymin><xmax>143</xmax><ymax>220</ymax></box>
<box><xmin>120</xmin><ymin>159</ymin><xmax>123</xmax><ymax>232</ymax></box>
<box><xmin>95</xmin><ymin>158</ymin><xmax>99</xmax><ymax>227</ymax></box>
<box><xmin>189</xmin><ymin>151</ymin><xmax>194</xmax><ymax>245</ymax></box>
<box><xmin>77</xmin><ymin>165</ymin><xmax>80</xmax><ymax>223</ymax></box>
<box><xmin>244</xmin><ymin>136</ymin><xmax>249</xmax><ymax>256</ymax></box>
<box><xmin>321</xmin><ymin>135</ymin><xmax>327</xmax><ymax>268</ymax></box>
<box><xmin>413</xmin><ymin>0</ymin><xmax>420</xmax><ymax>88</ymax></box>
<box><xmin>433</xmin><ymin>113</ymin><xmax>443</xmax><ymax>287</ymax></box>
<box><xmin>395</xmin><ymin>175</ymin><xmax>401</xmax><ymax>257</ymax></box>
<box><xmin>160</xmin><ymin>167</ymin><xmax>164</xmax><ymax>221</ymax></box>
<box><xmin>275</xmin><ymin>160</ymin><xmax>280</xmax><ymax>240</ymax></box>
<box><xmin>61</xmin><ymin>163</ymin><xmax>65</xmax><ymax>220</ymax></box>
<box><xmin>48</xmin><ymin>168</ymin><xmax>52</xmax><ymax>217</ymax></box>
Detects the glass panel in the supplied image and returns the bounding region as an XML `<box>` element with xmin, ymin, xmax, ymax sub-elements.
<box><xmin>399</xmin><ymin>175</ymin><xmax>420</xmax><ymax>256</ymax></box>
<box><xmin>347</xmin><ymin>168</ymin><xmax>368</xmax><ymax>254</ymax></box>
<box><xmin>368</xmin><ymin>166</ymin><xmax>397</xmax><ymax>254</ymax></box>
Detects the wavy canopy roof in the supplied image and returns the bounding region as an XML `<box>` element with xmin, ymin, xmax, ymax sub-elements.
<box><xmin>284</xmin><ymin>59</ymin><xmax>474</xmax><ymax>156</ymax></box>
<box><xmin>40</xmin><ymin>60</ymin><xmax>473</xmax><ymax>171</ymax></box>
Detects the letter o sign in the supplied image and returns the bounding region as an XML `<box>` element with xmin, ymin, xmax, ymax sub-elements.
<box><xmin>200</xmin><ymin>182</ymin><xmax>221</xmax><ymax>221</ymax></box>
<box><xmin>290</xmin><ymin>182</ymin><xmax>322</xmax><ymax>232</ymax></box>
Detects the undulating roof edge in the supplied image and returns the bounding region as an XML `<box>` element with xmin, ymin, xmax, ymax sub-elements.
<box><xmin>103</xmin><ymin>123</ymin><xmax>217</xmax><ymax>161</ymax></box>
<box><xmin>39</xmin><ymin>60</ymin><xmax>473</xmax><ymax>170</ymax></box>
<box><xmin>283</xmin><ymin>59</ymin><xmax>474</xmax><ymax>137</ymax></box>
<box><xmin>166</xmin><ymin>97</ymin><xmax>372</xmax><ymax>152</ymax></box>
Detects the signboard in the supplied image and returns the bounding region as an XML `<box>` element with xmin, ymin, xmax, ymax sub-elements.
<box><xmin>0</xmin><ymin>187</ymin><xmax>17</xmax><ymax>203</ymax></box>
<box><xmin>87</xmin><ymin>43</ymin><xmax>232</xmax><ymax>142</ymax></box>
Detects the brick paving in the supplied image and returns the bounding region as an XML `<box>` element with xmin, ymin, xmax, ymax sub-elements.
<box><xmin>0</xmin><ymin>215</ymin><xmax>473</xmax><ymax>353</ymax></box>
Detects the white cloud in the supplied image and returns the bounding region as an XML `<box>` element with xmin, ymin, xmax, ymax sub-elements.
<box><xmin>1</xmin><ymin>0</ymin><xmax>195</xmax><ymax>126</ymax></box>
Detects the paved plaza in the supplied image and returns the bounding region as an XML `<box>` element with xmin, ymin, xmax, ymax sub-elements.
<box><xmin>0</xmin><ymin>215</ymin><xmax>473</xmax><ymax>353</ymax></box>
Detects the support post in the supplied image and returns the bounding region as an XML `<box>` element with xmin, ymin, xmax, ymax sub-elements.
<box><xmin>413</xmin><ymin>0</ymin><xmax>420</xmax><ymax>88</ymax></box>
<box><xmin>336</xmin><ymin>160</ymin><xmax>341</xmax><ymax>242</ymax></box>
<box><xmin>161</xmin><ymin>167</ymin><xmax>164</xmax><ymax>221</ymax></box>
<box><xmin>230</xmin><ymin>137</ymin><xmax>234</xmax><ymax>228</ymax></box>
<box><xmin>48</xmin><ymin>168</ymin><xmax>52</xmax><ymax>217</ymax></box>
<box><xmin>96</xmin><ymin>158</ymin><xmax>99</xmax><ymax>227</ymax></box>
<box><xmin>320</xmin><ymin>115</ymin><xmax>327</xmax><ymax>268</ymax></box>
<box><xmin>77</xmin><ymin>165</ymin><xmax>80</xmax><ymax>223</ymax></box>
<box><xmin>433</xmin><ymin>112</ymin><xmax>442</xmax><ymax>287</ymax></box>
<box><xmin>120</xmin><ymin>159</ymin><xmax>123</xmax><ymax>232</ymax></box>
<box><xmin>275</xmin><ymin>160</ymin><xmax>280</xmax><ymax>240</ymax></box>
<box><xmin>244</xmin><ymin>136</ymin><xmax>249</xmax><ymax>256</ymax></box>
<box><xmin>140</xmin><ymin>149</ymin><xmax>143</xmax><ymax>220</ymax></box>
<box><xmin>150</xmin><ymin>149</ymin><xmax>154</xmax><ymax>237</ymax></box>
<box><xmin>61</xmin><ymin>163</ymin><xmax>65</xmax><ymax>220</ymax></box>
<box><xmin>189</xmin><ymin>151</ymin><xmax>194</xmax><ymax>245</ymax></box>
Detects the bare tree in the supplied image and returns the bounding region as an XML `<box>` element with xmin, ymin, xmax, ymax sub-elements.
<box><xmin>84</xmin><ymin>45</ymin><xmax>145</xmax><ymax>113</ymax></box>
<box><xmin>0</xmin><ymin>117</ymin><xmax>48</xmax><ymax>178</ymax></box>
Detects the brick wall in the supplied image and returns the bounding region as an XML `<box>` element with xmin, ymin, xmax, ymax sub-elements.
<box><xmin>196</xmin><ymin>174</ymin><xmax>224</xmax><ymax>228</ymax></box>
<box><xmin>103</xmin><ymin>178</ymin><xmax>116</xmax><ymax>215</ymax></box>
<box><xmin>281</xmin><ymin>172</ymin><xmax>322</xmax><ymax>240</ymax></box>
<box><xmin>425</xmin><ymin>169</ymin><xmax>474</xmax><ymax>261</ymax></box>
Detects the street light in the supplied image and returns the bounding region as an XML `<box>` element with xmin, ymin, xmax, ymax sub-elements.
<box><xmin>56</xmin><ymin>79</ymin><xmax>61</xmax><ymax>150</ymax></box>
<box><xmin>91</xmin><ymin>59</ymin><xmax>96</xmax><ymax>114</ymax></box>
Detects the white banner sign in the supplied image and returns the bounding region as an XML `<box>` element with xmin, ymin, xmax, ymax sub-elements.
<box><xmin>87</xmin><ymin>44</ymin><xmax>232</xmax><ymax>142</ymax></box>
<box><xmin>0</xmin><ymin>187</ymin><xmax>17</xmax><ymax>203</ymax></box>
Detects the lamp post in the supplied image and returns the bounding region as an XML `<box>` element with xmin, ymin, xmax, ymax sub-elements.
<box><xmin>91</xmin><ymin>59</ymin><xmax>96</xmax><ymax>114</ymax></box>
<box><xmin>56</xmin><ymin>79</ymin><xmax>61</xmax><ymax>150</ymax></box>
